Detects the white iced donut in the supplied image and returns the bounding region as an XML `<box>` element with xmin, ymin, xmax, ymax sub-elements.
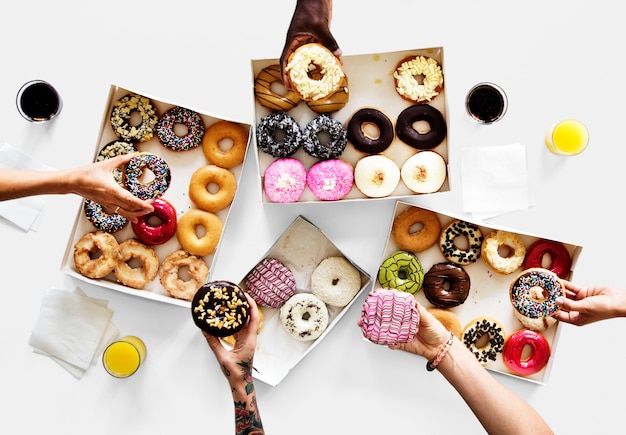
<box><xmin>311</xmin><ymin>256</ymin><xmax>362</xmax><ymax>307</ymax></box>
<box><xmin>400</xmin><ymin>151</ymin><xmax>447</xmax><ymax>193</ymax></box>
<box><xmin>280</xmin><ymin>293</ymin><xmax>329</xmax><ymax>341</ymax></box>
<box><xmin>353</xmin><ymin>155</ymin><xmax>400</xmax><ymax>198</ymax></box>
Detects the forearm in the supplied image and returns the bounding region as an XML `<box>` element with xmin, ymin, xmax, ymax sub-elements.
<box><xmin>0</xmin><ymin>169</ymin><xmax>72</xmax><ymax>200</ymax></box>
<box><xmin>223</xmin><ymin>361</ymin><xmax>264</xmax><ymax>435</ymax></box>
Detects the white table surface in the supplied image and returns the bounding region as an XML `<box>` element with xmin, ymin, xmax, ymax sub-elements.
<box><xmin>1</xmin><ymin>1</ymin><xmax>625</xmax><ymax>433</ymax></box>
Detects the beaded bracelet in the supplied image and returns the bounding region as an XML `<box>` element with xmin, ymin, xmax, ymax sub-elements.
<box><xmin>426</xmin><ymin>331</ymin><xmax>454</xmax><ymax>372</ymax></box>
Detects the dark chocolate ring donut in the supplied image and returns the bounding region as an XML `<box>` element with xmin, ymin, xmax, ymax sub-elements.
<box><xmin>396</xmin><ymin>104</ymin><xmax>446</xmax><ymax>150</ymax></box>
<box><xmin>347</xmin><ymin>108</ymin><xmax>394</xmax><ymax>154</ymax></box>
<box><xmin>302</xmin><ymin>114</ymin><xmax>348</xmax><ymax>159</ymax></box>
<box><xmin>191</xmin><ymin>281</ymin><xmax>250</xmax><ymax>337</ymax></box>
<box><xmin>423</xmin><ymin>262</ymin><xmax>470</xmax><ymax>308</ymax></box>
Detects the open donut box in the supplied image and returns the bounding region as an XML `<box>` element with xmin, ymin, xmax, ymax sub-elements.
<box><xmin>250</xmin><ymin>46</ymin><xmax>451</xmax><ymax>204</ymax></box>
<box><xmin>376</xmin><ymin>201</ymin><xmax>583</xmax><ymax>384</ymax></box>
<box><xmin>60</xmin><ymin>84</ymin><xmax>252</xmax><ymax>308</ymax></box>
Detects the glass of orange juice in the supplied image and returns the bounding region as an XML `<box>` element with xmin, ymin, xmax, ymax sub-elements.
<box><xmin>545</xmin><ymin>119</ymin><xmax>589</xmax><ymax>156</ymax></box>
<box><xmin>102</xmin><ymin>336</ymin><xmax>147</xmax><ymax>378</ymax></box>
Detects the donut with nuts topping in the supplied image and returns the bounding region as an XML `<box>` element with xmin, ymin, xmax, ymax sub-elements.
<box><xmin>191</xmin><ymin>281</ymin><xmax>250</xmax><ymax>337</ymax></box>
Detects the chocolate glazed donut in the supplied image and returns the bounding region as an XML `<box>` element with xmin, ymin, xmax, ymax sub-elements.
<box><xmin>396</xmin><ymin>104</ymin><xmax>447</xmax><ymax>150</ymax></box>
<box><xmin>347</xmin><ymin>108</ymin><xmax>394</xmax><ymax>154</ymax></box>
<box><xmin>423</xmin><ymin>262</ymin><xmax>470</xmax><ymax>308</ymax></box>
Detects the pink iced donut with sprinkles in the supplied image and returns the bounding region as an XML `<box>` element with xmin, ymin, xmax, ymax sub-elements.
<box><xmin>509</xmin><ymin>268</ymin><xmax>564</xmax><ymax>331</ymax></box>
<box><xmin>359</xmin><ymin>288</ymin><xmax>419</xmax><ymax>345</ymax></box>
<box><xmin>306</xmin><ymin>159</ymin><xmax>354</xmax><ymax>201</ymax></box>
<box><xmin>156</xmin><ymin>106</ymin><xmax>205</xmax><ymax>151</ymax></box>
<box><xmin>263</xmin><ymin>158</ymin><xmax>306</xmax><ymax>203</ymax></box>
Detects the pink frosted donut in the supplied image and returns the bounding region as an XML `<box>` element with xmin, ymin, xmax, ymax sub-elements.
<box><xmin>306</xmin><ymin>159</ymin><xmax>354</xmax><ymax>201</ymax></box>
<box><xmin>263</xmin><ymin>158</ymin><xmax>307</xmax><ymax>203</ymax></box>
<box><xmin>359</xmin><ymin>288</ymin><xmax>419</xmax><ymax>345</ymax></box>
<box><xmin>244</xmin><ymin>257</ymin><xmax>297</xmax><ymax>308</ymax></box>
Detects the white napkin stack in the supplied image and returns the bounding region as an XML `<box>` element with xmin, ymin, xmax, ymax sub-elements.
<box><xmin>29</xmin><ymin>287</ymin><xmax>119</xmax><ymax>379</ymax></box>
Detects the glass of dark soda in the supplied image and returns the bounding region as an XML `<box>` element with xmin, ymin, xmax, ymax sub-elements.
<box><xmin>16</xmin><ymin>80</ymin><xmax>62</xmax><ymax>122</ymax></box>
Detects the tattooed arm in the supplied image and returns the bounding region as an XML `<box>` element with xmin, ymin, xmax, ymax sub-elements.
<box><xmin>202</xmin><ymin>294</ymin><xmax>264</xmax><ymax>435</ymax></box>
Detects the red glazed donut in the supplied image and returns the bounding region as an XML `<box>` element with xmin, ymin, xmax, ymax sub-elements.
<box><xmin>131</xmin><ymin>198</ymin><xmax>177</xmax><ymax>245</ymax></box>
<box><xmin>502</xmin><ymin>329</ymin><xmax>551</xmax><ymax>376</ymax></box>
<box><xmin>522</xmin><ymin>239</ymin><xmax>571</xmax><ymax>279</ymax></box>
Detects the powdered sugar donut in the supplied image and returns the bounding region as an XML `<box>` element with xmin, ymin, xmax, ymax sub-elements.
<box><xmin>306</xmin><ymin>159</ymin><xmax>354</xmax><ymax>201</ymax></box>
<box><xmin>353</xmin><ymin>155</ymin><xmax>400</xmax><ymax>198</ymax></box>
<box><xmin>280</xmin><ymin>293</ymin><xmax>329</xmax><ymax>341</ymax></box>
<box><xmin>311</xmin><ymin>256</ymin><xmax>361</xmax><ymax>307</ymax></box>
<box><xmin>263</xmin><ymin>158</ymin><xmax>306</xmax><ymax>203</ymax></box>
<box><xmin>400</xmin><ymin>151</ymin><xmax>447</xmax><ymax>194</ymax></box>
<box><xmin>244</xmin><ymin>257</ymin><xmax>297</xmax><ymax>308</ymax></box>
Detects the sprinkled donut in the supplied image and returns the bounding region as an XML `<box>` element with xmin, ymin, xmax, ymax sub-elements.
<box><xmin>84</xmin><ymin>199</ymin><xmax>127</xmax><ymax>233</ymax></box>
<box><xmin>188</xmin><ymin>165</ymin><xmax>237</xmax><ymax>213</ymax></box>
<box><xmin>302</xmin><ymin>114</ymin><xmax>348</xmax><ymax>159</ymax></box>
<box><xmin>155</xmin><ymin>106</ymin><xmax>205</xmax><ymax>151</ymax></box>
<box><xmin>523</xmin><ymin>239</ymin><xmax>571</xmax><ymax>279</ymax></box>
<box><xmin>201</xmin><ymin>120</ymin><xmax>248</xmax><ymax>169</ymax></box>
<box><xmin>110</xmin><ymin>93</ymin><xmax>158</xmax><ymax>143</ymax></box>
<box><xmin>400</xmin><ymin>151</ymin><xmax>447</xmax><ymax>193</ymax></box>
<box><xmin>123</xmin><ymin>152</ymin><xmax>171</xmax><ymax>200</ymax></box>
<box><xmin>280</xmin><ymin>293</ymin><xmax>329</xmax><ymax>341</ymax></box>
<box><xmin>509</xmin><ymin>268</ymin><xmax>564</xmax><ymax>331</ymax></box>
<box><xmin>306</xmin><ymin>159</ymin><xmax>354</xmax><ymax>201</ymax></box>
<box><xmin>256</xmin><ymin>111</ymin><xmax>302</xmax><ymax>157</ymax></box>
<box><xmin>73</xmin><ymin>231</ymin><xmax>121</xmax><ymax>279</ymax></box>
<box><xmin>191</xmin><ymin>281</ymin><xmax>250</xmax><ymax>337</ymax></box>
<box><xmin>285</xmin><ymin>43</ymin><xmax>345</xmax><ymax>101</ymax></box>
<box><xmin>396</xmin><ymin>104</ymin><xmax>447</xmax><ymax>150</ymax></box>
<box><xmin>391</xmin><ymin>206</ymin><xmax>441</xmax><ymax>253</ymax></box>
<box><xmin>254</xmin><ymin>64</ymin><xmax>302</xmax><ymax>112</ymax></box>
<box><xmin>95</xmin><ymin>140</ymin><xmax>137</xmax><ymax>185</ymax></box>
<box><xmin>462</xmin><ymin>316</ymin><xmax>505</xmax><ymax>365</ymax></box>
<box><xmin>159</xmin><ymin>249</ymin><xmax>209</xmax><ymax>301</ymax></box>
<box><xmin>353</xmin><ymin>154</ymin><xmax>401</xmax><ymax>198</ymax></box>
<box><xmin>113</xmin><ymin>239</ymin><xmax>159</xmax><ymax>289</ymax></box>
<box><xmin>311</xmin><ymin>256</ymin><xmax>362</xmax><ymax>308</ymax></box>
<box><xmin>263</xmin><ymin>157</ymin><xmax>307</xmax><ymax>203</ymax></box>
<box><xmin>423</xmin><ymin>262</ymin><xmax>471</xmax><ymax>308</ymax></box>
<box><xmin>440</xmin><ymin>220</ymin><xmax>483</xmax><ymax>265</ymax></box>
<box><xmin>347</xmin><ymin>107</ymin><xmax>394</xmax><ymax>154</ymax></box>
<box><xmin>502</xmin><ymin>329</ymin><xmax>551</xmax><ymax>376</ymax></box>
<box><xmin>481</xmin><ymin>230</ymin><xmax>526</xmax><ymax>275</ymax></box>
<box><xmin>378</xmin><ymin>250</ymin><xmax>424</xmax><ymax>294</ymax></box>
<box><xmin>131</xmin><ymin>197</ymin><xmax>177</xmax><ymax>246</ymax></box>
<box><xmin>393</xmin><ymin>55</ymin><xmax>444</xmax><ymax>103</ymax></box>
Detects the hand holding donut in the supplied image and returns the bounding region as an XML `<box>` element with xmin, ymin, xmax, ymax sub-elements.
<box><xmin>553</xmin><ymin>280</ymin><xmax>626</xmax><ymax>326</ymax></box>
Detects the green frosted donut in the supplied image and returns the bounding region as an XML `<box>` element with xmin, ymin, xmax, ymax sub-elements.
<box><xmin>378</xmin><ymin>250</ymin><xmax>424</xmax><ymax>294</ymax></box>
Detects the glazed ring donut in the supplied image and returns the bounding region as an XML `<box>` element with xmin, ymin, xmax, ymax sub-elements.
<box><xmin>110</xmin><ymin>93</ymin><xmax>158</xmax><ymax>143</ymax></box>
<box><xmin>191</xmin><ymin>281</ymin><xmax>250</xmax><ymax>337</ymax></box>
<box><xmin>131</xmin><ymin>197</ymin><xmax>177</xmax><ymax>246</ymax></box>
<box><xmin>522</xmin><ymin>239</ymin><xmax>571</xmax><ymax>279</ymax></box>
<box><xmin>347</xmin><ymin>108</ymin><xmax>394</xmax><ymax>154</ymax></box>
<box><xmin>279</xmin><ymin>293</ymin><xmax>329</xmax><ymax>341</ymax></box>
<box><xmin>285</xmin><ymin>43</ymin><xmax>345</xmax><ymax>101</ymax></box>
<box><xmin>254</xmin><ymin>64</ymin><xmax>302</xmax><ymax>112</ymax></box>
<box><xmin>427</xmin><ymin>308</ymin><xmax>462</xmax><ymax>339</ymax></box>
<box><xmin>256</xmin><ymin>111</ymin><xmax>302</xmax><ymax>157</ymax></box>
<box><xmin>113</xmin><ymin>239</ymin><xmax>159</xmax><ymax>289</ymax></box>
<box><xmin>396</xmin><ymin>104</ymin><xmax>447</xmax><ymax>150</ymax></box>
<box><xmin>155</xmin><ymin>106</ymin><xmax>205</xmax><ymax>151</ymax></box>
<box><xmin>391</xmin><ymin>206</ymin><xmax>441</xmax><ymax>253</ymax></box>
<box><xmin>502</xmin><ymin>329</ymin><xmax>551</xmax><ymax>376</ymax></box>
<box><xmin>159</xmin><ymin>249</ymin><xmax>209</xmax><ymax>300</ymax></box>
<box><xmin>509</xmin><ymin>268</ymin><xmax>564</xmax><ymax>331</ymax></box>
<box><xmin>73</xmin><ymin>231</ymin><xmax>121</xmax><ymax>279</ymax></box>
<box><xmin>176</xmin><ymin>208</ymin><xmax>223</xmax><ymax>256</ymax></box>
<box><xmin>462</xmin><ymin>316</ymin><xmax>506</xmax><ymax>365</ymax></box>
<box><xmin>302</xmin><ymin>114</ymin><xmax>348</xmax><ymax>159</ymax></box>
<box><xmin>423</xmin><ymin>262</ymin><xmax>471</xmax><ymax>308</ymax></box>
<box><xmin>201</xmin><ymin>120</ymin><xmax>248</xmax><ymax>169</ymax></box>
<box><xmin>378</xmin><ymin>250</ymin><xmax>424</xmax><ymax>294</ymax></box>
<box><xmin>95</xmin><ymin>140</ymin><xmax>137</xmax><ymax>186</ymax></box>
<box><xmin>123</xmin><ymin>152</ymin><xmax>172</xmax><ymax>200</ymax></box>
<box><xmin>481</xmin><ymin>230</ymin><xmax>526</xmax><ymax>274</ymax></box>
<box><xmin>311</xmin><ymin>256</ymin><xmax>362</xmax><ymax>308</ymax></box>
<box><xmin>188</xmin><ymin>165</ymin><xmax>237</xmax><ymax>213</ymax></box>
<box><xmin>439</xmin><ymin>220</ymin><xmax>483</xmax><ymax>265</ymax></box>
<box><xmin>393</xmin><ymin>55</ymin><xmax>443</xmax><ymax>103</ymax></box>
<box><xmin>84</xmin><ymin>199</ymin><xmax>127</xmax><ymax>233</ymax></box>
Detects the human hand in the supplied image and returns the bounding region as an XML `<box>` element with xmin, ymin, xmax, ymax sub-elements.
<box><xmin>552</xmin><ymin>280</ymin><xmax>626</xmax><ymax>326</ymax></box>
<box><xmin>280</xmin><ymin>0</ymin><xmax>342</xmax><ymax>87</ymax></box>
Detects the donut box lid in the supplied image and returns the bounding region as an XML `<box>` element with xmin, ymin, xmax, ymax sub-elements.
<box><xmin>251</xmin><ymin>46</ymin><xmax>451</xmax><ymax>205</ymax></box>
<box><xmin>235</xmin><ymin>215</ymin><xmax>371</xmax><ymax>386</ymax></box>
<box><xmin>378</xmin><ymin>200</ymin><xmax>583</xmax><ymax>385</ymax></box>
<box><xmin>60</xmin><ymin>84</ymin><xmax>252</xmax><ymax>308</ymax></box>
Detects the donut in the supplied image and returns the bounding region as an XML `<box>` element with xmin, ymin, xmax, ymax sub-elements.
<box><xmin>306</xmin><ymin>159</ymin><xmax>354</xmax><ymax>201</ymax></box>
<box><xmin>123</xmin><ymin>152</ymin><xmax>172</xmax><ymax>200</ymax></box>
<box><xmin>523</xmin><ymin>239</ymin><xmax>571</xmax><ymax>279</ymax></box>
<box><xmin>285</xmin><ymin>43</ymin><xmax>345</xmax><ymax>101</ymax></box>
<box><xmin>263</xmin><ymin>157</ymin><xmax>307</xmax><ymax>203</ymax></box>
<box><xmin>191</xmin><ymin>281</ymin><xmax>250</xmax><ymax>337</ymax></box>
<box><xmin>396</xmin><ymin>104</ymin><xmax>447</xmax><ymax>150</ymax></box>
<box><xmin>254</xmin><ymin>64</ymin><xmax>302</xmax><ymax>112</ymax></box>
<box><xmin>400</xmin><ymin>151</ymin><xmax>447</xmax><ymax>193</ymax></box>
<box><xmin>201</xmin><ymin>120</ymin><xmax>248</xmax><ymax>169</ymax></box>
<box><xmin>311</xmin><ymin>256</ymin><xmax>362</xmax><ymax>308</ymax></box>
<box><xmin>73</xmin><ymin>230</ymin><xmax>121</xmax><ymax>279</ymax></box>
<box><xmin>155</xmin><ymin>106</ymin><xmax>205</xmax><ymax>151</ymax></box>
<box><xmin>130</xmin><ymin>197</ymin><xmax>177</xmax><ymax>245</ymax></box>
<box><xmin>175</xmin><ymin>208</ymin><xmax>223</xmax><ymax>257</ymax></box>
<box><xmin>113</xmin><ymin>239</ymin><xmax>159</xmax><ymax>289</ymax></box>
<box><xmin>378</xmin><ymin>250</ymin><xmax>424</xmax><ymax>294</ymax></box>
<box><xmin>509</xmin><ymin>268</ymin><xmax>564</xmax><ymax>331</ymax></box>
<box><xmin>302</xmin><ymin>114</ymin><xmax>348</xmax><ymax>159</ymax></box>
<box><xmin>393</xmin><ymin>55</ymin><xmax>444</xmax><ymax>103</ymax></box>
<box><xmin>279</xmin><ymin>293</ymin><xmax>329</xmax><ymax>341</ymax></box>
<box><xmin>159</xmin><ymin>249</ymin><xmax>209</xmax><ymax>300</ymax></box>
<box><xmin>427</xmin><ymin>308</ymin><xmax>462</xmax><ymax>339</ymax></box>
<box><xmin>359</xmin><ymin>288</ymin><xmax>420</xmax><ymax>345</ymax></box>
<box><xmin>305</xmin><ymin>74</ymin><xmax>349</xmax><ymax>113</ymax></box>
<box><xmin>244</xmin><ymin>257</ymin><xmax>297</xmax><ymax>308</ymax></box>
<box><xmin>462</xmin><ymin>316</ymin><xmax>505</xmax><ymax>365</ymax></box>
<box><xmin>439</xmin><ymin>220</ymin><xmax>483</xmax><ymax>265</ymax></box>
<box><xmin>188</xmin><ymin>165</ymin><xmax>237</xmax><ymax>213</ymax></box>
<box><xmin>502</xmin><ymin>329</ymin><xmax>551</xmax><ymax>376</ymax></box>
<box><xmin>222</xmin><ymin>307</ymin><xmax>265</xmax><ymax>347</ymax></box>
<box><xmin>256</xmin><ymin>111</ymin><xmax>302</xmax><ymax>157</ymax></box>
<box><xmin>391</xmin><ymin>206</ymin><xmax>441</xmax><ymax>253</ymax></box>
<box><xmin>83</xmin><ymin>199</ymin><xmax>127</xmax><ymax>233</ymax></box>
<box><xmin>353</xmin><ymin>154</ymin><xmax>401</xmax><ymax>198</ymax></box>
<box><xmin>95</xmin><ymin>140</ymin><xmax>137</xmax><ymax>186</ymax></box>
<box><xmin>423</xmin><ymin>262</ymin><xmax>471</xmax><ymax>308</ymax></box>
<box><xmin>481</xmin><ymin>230</ymin><xmax>526</xmax><ymax>275</ymax></box>
<box><xmin>110</xmin><ymin>93</ymin><xmax>158</xmax><ymax>143</ymax></box>
<box><xmin>346</xmin><ymin>107</ymin><xmax>394</xmax><ymax>154</ymax></box>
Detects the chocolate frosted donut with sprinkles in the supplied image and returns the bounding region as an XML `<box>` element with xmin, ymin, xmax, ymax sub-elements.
<box><xmin>256</xmin><ymin>111</ymin><xmax>302</xmax><ymax>157</ymax></box>
<box><xmin>439</xmin><ymin>220</ymin><xmax>483</xmax><ymax>265</ymax></box>
<box><xmin>83</xmin><ymin>199</ymin><xmax>127</xmax><ymax>233</ymax></box>
<box><xmin>123</xmin><ymin>152</ymin><xmax>171</xmax><ymax>200</ymax></box>
<box><xmin>302</xmin><ymin>114</ymin><xmax>348</xmax><ymax>159</ymax></box>
<box><xmin>509</xmin><ymin>268</ymin><xmax>564</xmax><ymax>331</ymax></box>
<box><xmin>155</xmin><ymin>106</ymin><xmax>205</xmax><ymax>151</ymax></box>
<box><xmin>95</xmin><ymin>140</ymin><xmax>137</xmax><ymax>186</ymax></box>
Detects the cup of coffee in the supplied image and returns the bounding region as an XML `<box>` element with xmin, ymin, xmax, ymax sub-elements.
<box><xmin>465</xmin><ymin>82</ymin><xmax>507</xmax><ymax>124</ymax></box>
<box><xmin>16</xmin><ymin>80</ymin><xmax>63</xmax><ymax>122</ymax></box>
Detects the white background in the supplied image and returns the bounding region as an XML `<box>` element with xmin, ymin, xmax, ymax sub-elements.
<box><xmin>1</xmin><ymin>1</ymin><xmax>625</xmax><ymax>434</ymax></box>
